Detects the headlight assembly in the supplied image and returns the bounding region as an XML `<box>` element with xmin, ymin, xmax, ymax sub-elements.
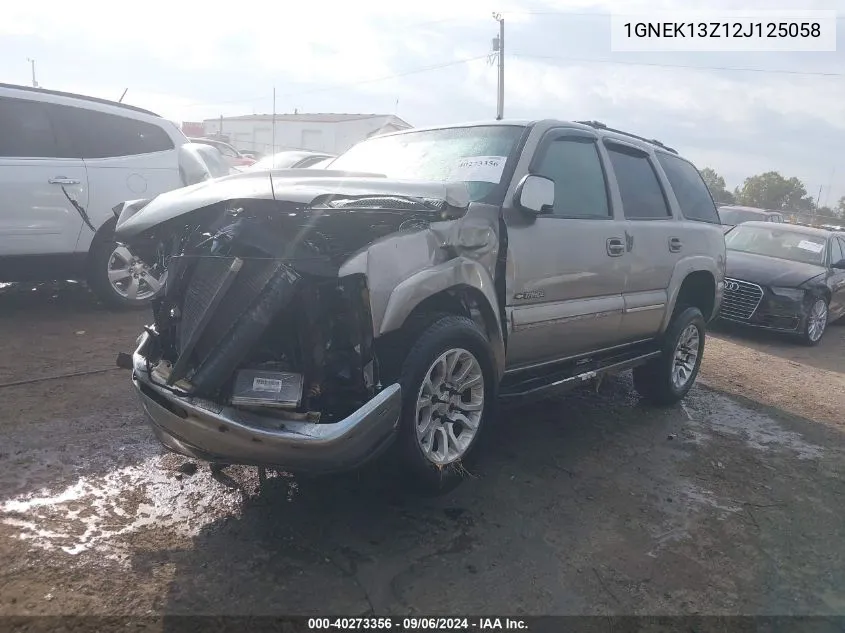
<box><xmin>770</xmin><ymin>287</ymin><xmax>805</xmax><ymax>301</ymax></box>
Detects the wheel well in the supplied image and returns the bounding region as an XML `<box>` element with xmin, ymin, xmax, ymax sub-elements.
<box><xmin>86</xmin><ymin>216</ymin><xmax>117</xmax><ymax>261</ymax></box>
<box><xmin>374</xmin><ymin>285</ymin><xmax>503</xmax><ymax>382</ymax></box>
<box><xmin>674</xmin><ymin>271</ymin><xmax>716</xmax><ymax>320</ymax></box>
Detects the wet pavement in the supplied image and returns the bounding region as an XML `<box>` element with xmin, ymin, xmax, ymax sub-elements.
<box><xmin>0</xmin><ymin>284</ymin><xmax>843</xmax><ymax>616</ymax></box>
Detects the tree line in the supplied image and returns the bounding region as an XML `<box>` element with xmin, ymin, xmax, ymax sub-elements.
<box><xmin>700</xmin><ymin>168</ymin><xmax>844</xmax><ymax>220</ymax></box>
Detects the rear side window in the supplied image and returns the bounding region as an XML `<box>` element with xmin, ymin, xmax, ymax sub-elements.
<box><xmin>831</xmin><ymin>237</ymin><xmax>844</xmax><ymax>265</ymax></box>
<box><xmin>48</xmin><ymin>104</ymin><xmax>175</xmax><ymax>159</ymax></box>
<box><xmin>605</xmin><ymin>144</ymin><xmax>670</xmax><ymax>219</ymax></box>
<box><xmin>656</xmin><ymin>153</ymin><xmax>720</xmax><ymax>224</ymax></box>
<box><xmin>0</xmin><ymin>98</ymin><xmax>62</xmax><ymax>158</ymax></box>
<box><xmin>533</xmin><ymin>137</ymin><xmax>610</xmax><ymax>218</ymax></box>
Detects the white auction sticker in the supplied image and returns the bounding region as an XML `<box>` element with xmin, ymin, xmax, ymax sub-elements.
<box><xmin>797</xmin><ymin>240</ymin><xmax>824</xmax><ymax>253</ymax></box>
<box><xmin>611</xmin><ymin>10</ymin><xmax>837</xmax><ymax>52</ymax></box>
<box><xmin>253</xmin><ymin>377</ymin><xmax>283</xmax><ymax>393</ymax></box>
<box><xmin>449</xmin><ymin>156</ymin><xmax>507</xmax><ymax>184</ymax></box>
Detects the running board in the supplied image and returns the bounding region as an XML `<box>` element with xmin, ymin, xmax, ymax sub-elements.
<box><xmin>499</xmin><ymin>351</ymin><xmax>661</xmax><ymax>402</ymax></box>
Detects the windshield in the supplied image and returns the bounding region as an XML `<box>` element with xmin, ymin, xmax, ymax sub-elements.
<box><xmin>719</xmin><ymin>208</ymin><xmax>767</xmax><ymax>225</ymax></box>
<box><xmin>328</xmin><ymin>125</ymin><xmax>525</xmax><ymax>202</ymax></box>
<box><xmin>725</xmin><ymin>225</ymin><xmax>827</xmax><ymax>266</ymax></box>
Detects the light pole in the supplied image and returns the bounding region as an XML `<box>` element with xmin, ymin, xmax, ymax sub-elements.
<box><xmin>27</xmin><ymin>58</ymin><xmax>38</xmax><ymax>88</ymax></box>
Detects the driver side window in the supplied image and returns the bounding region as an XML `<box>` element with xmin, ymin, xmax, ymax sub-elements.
<box><xmin>533</xmin><ymin>137</ymin><xmax>611</xmax><ymax>219</ymax></box>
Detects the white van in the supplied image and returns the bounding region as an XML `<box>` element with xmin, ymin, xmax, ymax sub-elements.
<box><xmin>0</xmin><ymin>83</ymin><xmax>196</xmax><ymax>308</ymax></box>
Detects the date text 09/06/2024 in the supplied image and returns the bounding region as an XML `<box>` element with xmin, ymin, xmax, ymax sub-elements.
<box><xmin>307</xmin><ymin>617</ymin><xmax>529</xmax><ymax>631</ymax></box>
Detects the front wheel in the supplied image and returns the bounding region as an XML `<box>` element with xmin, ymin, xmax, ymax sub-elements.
<box><xmin>633</xmin><ymin>306</ymin><xmax>706</xmax><ymax>406</ymax></box>
<box><xmin>87</xmin><ymin>229</ymin><xmax>165</xmax><ymax>310</ymax></box>
<box><xmin>395</xmin><ymin>315</ymin><xmax>497</xmax><ymax>494</ymax></box>
<box><xmin>800</xmin><ymin>297</ymin><xmax>828</xmax><ymax>346</ymax></box>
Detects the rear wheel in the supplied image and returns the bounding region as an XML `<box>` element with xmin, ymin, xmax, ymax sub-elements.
<box><xmin>633</xmin><ymin>306</ymin><xmax>705</xmax><ymax>406</ymax></box>
<box><xmin>394</xmin><ymin>315</ymin><xmax>497</xmax><ymax>494</ymax></box>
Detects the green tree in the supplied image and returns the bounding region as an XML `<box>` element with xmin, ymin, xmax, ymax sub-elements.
<box><xmin>735</xmin><ymin>171</ymin><xmax>816</xmax><ymax>210</ymax></box>
<box><xmin>815</xmin><ymin>206</ymin><xmax>837</xmax><ymax>218</ymax></box>
<box><xmin>838</xmin><ymin>196</ymin><xmax>845</xmax><ymax>217</ymax></box>
<box><xmin>699</xmin><ymin>167</ymin><xmax>735</xmax><ymax>204</ymax></box>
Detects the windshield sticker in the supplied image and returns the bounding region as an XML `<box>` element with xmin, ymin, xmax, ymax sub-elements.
<box><xmin>448</xmin><ymin>156</ymin><xmax>507</xmax><ymax>183</ymax></box>
<box><xmin>797</xmin><ymin>240</ymin><xmax>824</xmax><ymax>253</ymax></box>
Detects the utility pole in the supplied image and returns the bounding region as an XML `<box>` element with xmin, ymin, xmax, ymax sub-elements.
<box><xmin>27</xmin><ymin>58</ymin><xmax>38</xmax><ymax>88</ymax></box>
<box><xmin>272</xmin><ymin>86</ymin><xmax>277</xmax><ymax>158</ymax></box>
<box><xmin>492</xmin><ymin>13</ymin><xmax>504</xmax><ymax>120</ymax></box>
<box><xmin>219</xmin><ymin>114</ymin><xmax>223</xmax><ymax>139</ymax></box>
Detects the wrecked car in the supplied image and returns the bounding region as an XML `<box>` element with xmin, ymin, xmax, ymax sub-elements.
<box><xmin>115</xmin><ymin>120</ymin><xmax>725</xmax><ymax>492</ymax></box>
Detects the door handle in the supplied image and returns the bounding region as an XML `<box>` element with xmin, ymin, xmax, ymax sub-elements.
<box><xmin>669</xmin><ymin>237</ymin><xmax>683</xmax><ymax>253</ymax></box>
<box><xmin>607</xmin><ymin>237</ymin><xmax>625</xmax><ymax>257</ymax></box>
<box><xmin>48</xmin><ymin>177</ymin><xmax>81</xmax><ymax>185</ymax></box>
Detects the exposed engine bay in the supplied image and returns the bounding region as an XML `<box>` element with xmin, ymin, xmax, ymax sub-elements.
<box><xmin>127</xmin><ymin>193</ymin><xmax>464</xmax><ymax>423</ymax></box>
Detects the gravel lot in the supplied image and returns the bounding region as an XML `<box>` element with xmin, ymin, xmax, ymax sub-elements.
<box><xmin>0</xmin><ymin>282</ymin><xmax>843</xmax><ymax>617</ymax></box>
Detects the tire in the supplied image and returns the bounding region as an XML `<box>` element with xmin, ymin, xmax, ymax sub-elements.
<box><xmin>800</xmin><ymin>296</ymin><xmax>828</xmax><ymax>346</ymax></box>
<box><xmin>86</xmin><ymin>223</ymin><xmax>164</xmax><ymax>310</ymax></box>
<box><xmin>394</xmin><ymin>315</ymin><xmax>497</xmax><ymax>494</ymax></box>
<box><xmin>633</xmin><ymin>306</ymin><xmax>706</xmax><ymax>406</ymax></box>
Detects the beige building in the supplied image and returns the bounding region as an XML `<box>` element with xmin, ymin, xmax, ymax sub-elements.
<box><xmin>202</xmin><ymin>113</ymin><xmax>412</xmax><ymax>156</ymax></box>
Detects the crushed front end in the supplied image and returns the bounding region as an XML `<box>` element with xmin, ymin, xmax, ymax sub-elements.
<box><xmin>123</xmin><ymin>196</ymin><xmax>424</xmax><ymax>473</ymax></box>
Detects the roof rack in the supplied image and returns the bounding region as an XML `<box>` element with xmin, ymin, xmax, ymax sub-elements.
<box><xmin>576</xmin><ymin>120</ymin><xmax>678</xmax><ymax>154</ymax></box>
<box><xmin>0</xmin><ymin>83</ymin><xmax>160</xmax><ymax>117</ymax></box>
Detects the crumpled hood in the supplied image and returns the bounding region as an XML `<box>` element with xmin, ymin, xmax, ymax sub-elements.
<box><xmin>114</xmin><ymin>168</ymin><xmax>471</xmax><ymax>239</ymax></box>
<box><xmin>726</xmin><ymin>250</ymin><xmax>825</xmax><ymax>288</ymax></box>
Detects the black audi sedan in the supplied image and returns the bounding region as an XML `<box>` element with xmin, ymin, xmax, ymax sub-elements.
<box><xmin>720</xmin><ymin>221</ymin><xmax>845</xmax><ymax>345</ymax></box>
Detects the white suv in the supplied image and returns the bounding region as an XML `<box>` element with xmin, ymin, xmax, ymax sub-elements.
<box><xmin>0</xmin><ymin>83</ymin><xmax>194</xmax><ymax>308</ymax></box>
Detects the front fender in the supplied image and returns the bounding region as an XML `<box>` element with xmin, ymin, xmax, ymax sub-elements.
<box><xmin>379</xmin><ymin>257</ymin><xmax>505</xmax><ymax>374</ymax></box>
<box><xmin>662</xmin><ymin>256</ymin><xmax>724</xmax><ymax>332</ymax></box>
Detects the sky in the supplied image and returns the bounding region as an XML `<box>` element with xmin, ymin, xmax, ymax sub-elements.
<box><xmin>2</xmin><ymin>0</ymin><xmax>844</xmax><ymax>207</ymax></box>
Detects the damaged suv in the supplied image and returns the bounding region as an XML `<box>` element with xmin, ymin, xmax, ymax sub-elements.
<box><xmin>115</xmin><ymin>119</ymin><xmax>725</xmax><ymax>491</ymax></box>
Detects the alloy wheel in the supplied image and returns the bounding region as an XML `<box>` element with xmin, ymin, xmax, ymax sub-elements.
<box><xmin>672</xmin><ymin>324</ymin><xmax>700</xmax><ymax>390</ymax></box>
<box><xmin>414</xmin><ymin>348</ymin><xmax>485</xmax><ymax>466</ymax></box>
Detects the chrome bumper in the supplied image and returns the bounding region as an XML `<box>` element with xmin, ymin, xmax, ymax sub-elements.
<box><xmin>130</xmin><ymin>332</ymin><xmax>402</xmax><ymax>473</ymax></box>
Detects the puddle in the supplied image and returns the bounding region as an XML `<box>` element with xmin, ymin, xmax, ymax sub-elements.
<box><xmin>0</xmin><ymin>455</ymin><xmax>283</xmax><ymax>564</ymax></box>
<box><xmin>684</xmin><ymin>391</ymin><xmax>823</xmax><ymax>460</ymax></box>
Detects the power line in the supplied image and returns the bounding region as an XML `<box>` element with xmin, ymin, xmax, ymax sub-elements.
<box><xmin>181</xmin><ymin>54</ymin><xmax>488</xmax><ymax>109</ymax></box>
<box><xmin>511</xmin><ymin>53</ymin><xmax>844</xmax><ymax>77</ymax></box>
<box><xmin>504</xmin><ymin>10</ymin><xmax>845</xmax><ymax>19</ymax></box>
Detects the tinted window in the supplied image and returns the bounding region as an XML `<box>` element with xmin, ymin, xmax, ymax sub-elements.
<box><xmin>533</xmin><ymin>137</ymin><xmax>610</xmax><ymax>218</ymax></box>
<box><xmin>656</xmin><ymin>153</ymin><xmax>719</xmax><ymax>223</ymax></box>
<box><xmin>0</xmin><ymin>98</ymin><xmax>62</xmax><ymax>158</ymax></box>
<box><xmin>831</xmin><ymin>237</ymin><xmax>844</xmax><ymax>265</ymax></box>
<box><xmin>49</xmin><ymin>105</ymin><xmax>174</xmax><ymax>158</ymax></box>
<box><xmin>606</xmin><ymin>145</ymin><xmax>670</xmax><ymax>219</ymax></box>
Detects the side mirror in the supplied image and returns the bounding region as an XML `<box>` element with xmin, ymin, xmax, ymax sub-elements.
<box><xmin>515</xmin><ymin>174</ymin><xmax>554</xmax><ymax>215</ymax></box>
<box><xmin>832</xmin><ymin>259</ymin><xmax>845</xmax><ymax>270</ymax></box>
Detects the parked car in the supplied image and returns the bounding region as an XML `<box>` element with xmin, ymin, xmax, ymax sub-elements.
<box><xmin>115</xmin><ymin>119</ymin><xmax>725</xmax><ymax>492</ymax></box>
<box><xmin>0</xmin><ymin>82</ymin><xmax>198</xmax><ymax>308</ymax></box>
<box><xmin>189</xmin><ymin>137</ymin><xmax>255</xmax><ymax>168</ymax></box>
<box><xmin>718</xmin><ymin>205</ymin><xmax>784</xmax><ymax>232</ymax></box>
<box><xmin>250</xmin><ymin>150</ymin><xmax>336</xmax><ymax>170</ymax></box>
<box><xmin>719</xmin><ymin>221</ymin><xmax>845</xmax><ymax>345</ymax></box>
<box><xmin>181</xmin><ymin>143</ymin><xmax>236</xmax><ymax>181</ymax></box>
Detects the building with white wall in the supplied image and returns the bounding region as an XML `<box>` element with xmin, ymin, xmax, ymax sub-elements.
<box><xmin>201</xmin><ymin>113</ymin><xmax>412</xmax><ymax>156</ymax></box>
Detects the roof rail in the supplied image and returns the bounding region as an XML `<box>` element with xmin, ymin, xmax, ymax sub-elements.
<box><xmin>0</xmin><ymin>83</ymin><xmax>160</xmax><ymax>117</ymax></box>
<box><xmin>576</xmin><ymin>120</ymin><xmax>678</xmax><ymax>154</ymax></box>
